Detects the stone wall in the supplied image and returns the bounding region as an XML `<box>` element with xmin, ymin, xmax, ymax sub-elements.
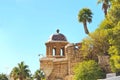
<box><xmin>48</xmin><ymin>60</ymin><xmax>68</xmax><ymax>80</ymax></box>
<box><xmin>40</xmin><ymin>58</ymin><xmax>54</xmax><ymax>78</ymax></box>
<box><xmin>40</xmin><ymin>58</ymin><xmax>68</xmax><ymax>80</ymax></box>
<box><xmin>65</xmin><ymin>43</ymin><xmax>83</xmax><ymax>75</ymax></box>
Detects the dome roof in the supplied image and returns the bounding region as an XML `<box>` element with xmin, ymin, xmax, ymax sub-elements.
<box><xmin>48</xmin><ymin>29</ymin><xmax>67</xmax><ymax>41</ymax></box>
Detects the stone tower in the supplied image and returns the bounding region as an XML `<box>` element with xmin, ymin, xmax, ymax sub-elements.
<box><xmin>40</xmin><ymin>30</ymin><xmax>82</xmax><ymax>80</ymax></box>
<box><xmin>46</xmin><ymin>29</ymin><xmax>68</xmax><ymax>58</ymax></box>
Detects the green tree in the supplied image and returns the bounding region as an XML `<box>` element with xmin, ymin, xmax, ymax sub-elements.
<box><xmin>10</xmin><ymin>67</ymin><xmax>19</xmax><ymax>80</ymax></box>
<box><xmin>107</xmin><ymin>2</ymin><xmax>120</xmax><ymax>25</ymax></box>
<box><xmin>25</xmin><ymin>74</ymin><xmax>33</xmax><ymax>80</ymax></box>
<box><xmin>10</xmin><ymin>61</ymin><xmax>31</xmax><ymax>80</ymax></box>
<box><xmin>80</xmin><ymin>37</ymin><xmax>97</xmax><ymax>61</ymax></box>
<box><xmin>90</xmin><ymin>29</ymin><xmax>110</xmax><ymax>55</ymax></box>
<box><xmin>108</xmin><ymin>23</ymin><xmax>120</xmax><ymax>73</ymax></box>
<box><xmin>97</xmin><ymin>0</ymin><xmax>111</xmax><ymax>16</ymax></box>
<box><xmin>96</xmin><ymin>0</ymin><xmax>120</xmax><ymax>74</ymax></box>
<box><xmin>105</xmin><ymin>1</ymin><xmax>120</xmax><ymax>74</ymax></box>
<box><xmin>80</xmin><ymin>29</ymin><xmax>110</xmax><ymax>61</ymax></box>
<box><xmin>33</xmin><ymin>69</ymin><xmax>45</xmax><ymax>80</ymax></box>
<box><xmin>74</xmin><ymin>60</ymin><xmax>105</xmax><ymax>80</ymax></box>
<box><xmin>78</xmin><ymin>0</ymin><xmax>120</xmax><ymax>75</ymax></box>
<box><xmin>78</xmin><ymin>8</ymin><xmax>93</xmax><ymax>34</ymax></box>
<box><xmin>0</xmin><ymin>73</ymin><xmax>8</xmax><ymax>80</ymax></box>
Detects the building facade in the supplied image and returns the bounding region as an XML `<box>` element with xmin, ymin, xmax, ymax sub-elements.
<box><xmin>40</xmin><ymin>29</ymin><xmax>82</xmax><ymax>80</ymax></box>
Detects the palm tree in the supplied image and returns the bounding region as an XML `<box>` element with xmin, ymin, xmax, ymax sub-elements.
<box><xmin>10</xmin><ymin>61</ymin><xmax>30</xmax><ymax>80</ymax></box>
<box><xmin>17</xmin><ymin>61</ymin><xmax>30</xmax><ymax>80</ymax></box>
<box><xmin>33</xmin><ymin>69</ymin><xmax>45</xmax><ymax>80</ymax></box>
<box><xmin>78</xmin><ymin>8</ymin><xmax>93</xmax><ymax>34</ymax></box>
<box><xmin>0</xmin><ymin>73</ymin><xmax>8</xmax><ymax>80</ymax></box>
<box><xmin>10</xmin><ymin>67</ymin><xmax>19</xmax><ymax>80</ymax></box>
<box><xmin>97</xmin><ymin>0</ymin><xmax>111</xmax><ymax>16</ymax></box>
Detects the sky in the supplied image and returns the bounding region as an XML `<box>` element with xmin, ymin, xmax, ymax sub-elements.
<box><xmin>0</xmin><ymin>0</ymin><xmax>104</xmax><ymax>74</ymax></box>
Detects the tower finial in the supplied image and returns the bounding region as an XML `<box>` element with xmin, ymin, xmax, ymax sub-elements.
<box><xmin>56</xmin><ymin>29</ymin><xmax>60</xmax><ymax>33</ymax></box>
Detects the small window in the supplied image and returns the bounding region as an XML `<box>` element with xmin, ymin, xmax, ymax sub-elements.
<box><xmin>60</xmin><ymin>48</ymin><xmax>64</xmax><ymax>56</ymax></box>
<box><xmin>75</xmin><ymin>45</ymin><xmax>79</xmax><ymax>49</ymax></box>
<box><xmin>52</xmin><ymin>48</ymin><xmax>56</xmax><ymax>56</ymax></box>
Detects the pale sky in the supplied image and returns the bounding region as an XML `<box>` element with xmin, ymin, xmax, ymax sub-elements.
<box><xmin>0</xmin><ymin>0</ymin><xmax>104</xmax><ymax>74</ymax></box>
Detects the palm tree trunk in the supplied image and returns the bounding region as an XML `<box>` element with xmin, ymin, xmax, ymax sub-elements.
<box><xmin>102</xmin><ymin>3</ymin><xmax>108</xmax><ymax>16</ymax></box>
<box><xmin>104</xmin><ymin>9</ymin><xmax>107</xmax><ymax>16</ymax></box>
<box><xmin>19</xmin><ymin>77</ymin><xmax>23</xmax><ymax>80</ymax></box>
<box><xmin>83</xmin><ymin>21</ymin><xmax>89</xmax><ymax>34</ymax></box>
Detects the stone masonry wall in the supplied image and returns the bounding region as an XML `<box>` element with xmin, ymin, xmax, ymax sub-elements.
<box><xmin>48</xmin><ymin>61</ymin><xmax>68</xmax><ymax>80</ymax></box>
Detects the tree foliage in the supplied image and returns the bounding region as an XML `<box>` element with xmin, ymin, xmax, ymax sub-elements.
<box><xmin>106</xmin><ymin>1</ymin><xmax>120</xmax><ymax>73</ymax></box>
<box><xmin>80</xmin><ymin>0</ymin><xmax>120</xmax><ymax>74</ymax></box>
<box><xmin>10</xmin><ymin>67</ymin><xmax>19</xmax><ymax>80</ymax></box>
<box><xmin>107</xmin><ymin>3</ymin><xmax>120</xmax><ymax>25</ymax></box>
<box><xmin>10</xmin><ymin>61</ymin><xmax>31</xmax><ymax>80</ymax></box>
<box><xmin>97</xmin><ymin>0</ymin><xmax>111</xmax><ymax>16</ymax></box>
<box><xmin>108</xmin><ymin>23</ymin><xmax>120</xmax><ymax>73</ymax></box>
<box><xmin>74</xmin><ymin>60</ymin><xmax>105</xmax><ymax>80</ymax></box>
<box><xmin>90</xmin><ymin>30</ymin><xmax>110</xmax><ymax>55</ymax></box>
<box><xmin>80</xmin><ymin>37</ymin><xmax>97</xmax><ymax>61</ymax></box>
<box><xmin>33</xmin><ymin>69</ymin><xmax>45</xmax><ymax>80</ymax></box>
<box><xmin>0</xmin><ymin>73</ymin><xmax>8</xmax><ymax>80</ymax></box>
<box><xmin>80</xmin><ymin>29</ymin><xmax>110</xmax><ymax>61</ymax></box>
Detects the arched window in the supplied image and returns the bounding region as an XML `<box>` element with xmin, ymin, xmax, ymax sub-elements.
<box><xmin>75</xmin><ymin>45</ymin><xmax>79</xmax><ymax>49</ymax></box>
<box><xmin>60</xmin><ymin>48</ymin><xmax>64</xmax><ymax>56</ymax></box>
<box><xmin>52</xmin><ymin>48</ymin><xmax>56</xmax><ymax>56</ymax></box>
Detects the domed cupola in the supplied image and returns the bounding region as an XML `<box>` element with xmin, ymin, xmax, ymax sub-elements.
<box><xmin>45</xmin><ymin>29</ymin><xmax>68</xmax><ymax>58</ymax></box>
<box><xmin>48</xmin><ymin>29</ymin><xmax>67</xmax><ymax>42</ymax></box>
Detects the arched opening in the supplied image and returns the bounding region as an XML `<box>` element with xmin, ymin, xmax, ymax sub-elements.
<box><xmin>52</xmin><ymin>48</ymin><xmax>56</xmax><ymax>56</ymax></box>
<box><xmin>75</xmin><ymin>45</ymin><xmax>79</xmax><ymax>49</ymax></box>
<box><xmin>60</xmin><ymin>48</ymin><xmax>64</xmax><ymax>56</ymax></box>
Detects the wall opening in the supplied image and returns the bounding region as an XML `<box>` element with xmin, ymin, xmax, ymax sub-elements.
<box><xmin>75</xmin><ymin>45</ymin><xmax>79</xmax><ymax>49</ymax></box>
<box><xmin>60</xmin><ymin>48</ymin><xmax>64</xmax><ymax>56</ymax></box>
<box><xmin>52</xmin><ymin>48</ymin><xmax>56</xmax><ymax>56</ymax></box>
